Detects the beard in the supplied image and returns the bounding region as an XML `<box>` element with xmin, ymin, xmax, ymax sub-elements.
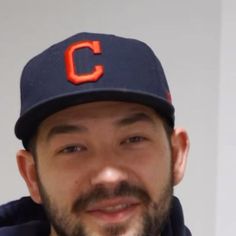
<box><xmin>37</xmin><ymin>177</ymin><xmax>173</xmax><ymax>236</ymax></box>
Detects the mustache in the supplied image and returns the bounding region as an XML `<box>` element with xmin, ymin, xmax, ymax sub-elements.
<box><xmin>72</xmin><ymin>181</ymin><xmax>151</xmax><ymax>213</ymax></box>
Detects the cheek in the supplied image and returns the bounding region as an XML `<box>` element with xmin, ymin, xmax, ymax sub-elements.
<box><xmin>37</xmin><ymin>160</ymin><xmax>88</xmax><ymax>204</ymax></box>
<box><xmin>129</xmin><ymin>149</ymin><xmax>172</xmax><ymax>197</ymax></box>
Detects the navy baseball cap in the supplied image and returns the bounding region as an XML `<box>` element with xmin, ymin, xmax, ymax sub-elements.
<box><xmin>15</xmin><ymin>32</ymin><xmax>175</xmax><ymax>148</ymax></box>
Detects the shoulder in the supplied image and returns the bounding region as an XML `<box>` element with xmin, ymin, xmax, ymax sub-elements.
<box><xmin>0</xmin><ymin>197</ymin><xmax>49</xmax><ymax>236</ymax></box>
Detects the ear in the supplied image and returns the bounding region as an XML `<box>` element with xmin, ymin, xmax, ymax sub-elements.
<box><xmin>16</xmin><ymin>150</ymin><xmax>42</xmax><ymax>204</ymax></box>
<box><xmin>171</xmin><ymin>128</ymin><xmax>190</xmax><ymax>186</ymax></box>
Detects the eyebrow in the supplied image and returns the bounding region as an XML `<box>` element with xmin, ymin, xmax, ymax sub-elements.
<box><xmin>46</xmin><ymin>124</ymin><xmax>88</xmax><ymax>141</ymax></box>
<box><xmin>115</xmin><ymin>112</ymin><xmax>156</xmax><ymax>127</ymax></box>
<box><xmin>46</xmin><ymin>112</ymin><xmax>156</xmax><ymax>141</ymax></box>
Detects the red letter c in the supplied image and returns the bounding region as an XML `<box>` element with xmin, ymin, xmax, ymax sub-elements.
<box><xmin>65</xmin><ymin>40</ymin><xmax>104</xmax><ymax>85</ymax></box>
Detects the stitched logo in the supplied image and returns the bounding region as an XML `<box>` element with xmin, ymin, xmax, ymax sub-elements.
<box><xmin>65</xmin><ymin>40</ymin><xmax>104</xmax><ymax>84</ymax></box>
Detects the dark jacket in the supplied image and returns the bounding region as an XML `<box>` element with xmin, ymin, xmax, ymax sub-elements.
<box><xmin>0</xmin><ymin>196</ymin><xmax>191</xmax><ymax>236</ymax></box>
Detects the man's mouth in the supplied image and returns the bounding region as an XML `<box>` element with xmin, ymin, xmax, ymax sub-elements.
<box><xmin>85</xmin><ymin>197</ymin><xmax>140</xmax><ymax>224</ymax></box>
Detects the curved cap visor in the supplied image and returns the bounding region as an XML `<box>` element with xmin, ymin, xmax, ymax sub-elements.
<box><xmin>15</xmin><ymin>89</ymin><xmax>174</xmax><ymax>147</ymax></box>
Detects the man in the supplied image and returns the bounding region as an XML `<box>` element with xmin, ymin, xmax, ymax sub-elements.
<box><xmin>0</xmin><ymin>32</ymin><xmax>191</xmax><ymax>236</ymax></box>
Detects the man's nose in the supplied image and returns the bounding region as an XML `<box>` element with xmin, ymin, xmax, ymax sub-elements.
<box><xmin>90</xmin><ymin>166</ymin><xmax>129</xmax><ymax>186</ymax></box>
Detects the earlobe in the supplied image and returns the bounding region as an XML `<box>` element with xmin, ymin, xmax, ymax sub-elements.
<box><xmin>16</xmin><ymin>150</ymin><xmax>42</xmax><ymax>204</ymax></box>
<box><xmin>171</xmin><ymin>128</ymin><xmax>190</xmax><ymax>186</ymax></box>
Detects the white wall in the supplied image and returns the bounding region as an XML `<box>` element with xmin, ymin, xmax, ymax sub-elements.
<box><xmin>0</xmin><ymin>1</ymin><xmax>227</xmax><ymax>235</ymax></box>
<box><xmin>216</xmin><ymin>0</ymin><xmax>236</xmax><ymax>235</ymax></box>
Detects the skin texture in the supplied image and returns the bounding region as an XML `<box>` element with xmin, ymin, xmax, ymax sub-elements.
<box><xmin>17</xmin><ymin>101</ymin><xmax>189</xmax><ymax>236</ymax></box>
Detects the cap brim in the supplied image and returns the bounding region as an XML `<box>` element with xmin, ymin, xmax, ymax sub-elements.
<box><xmin>15</xmin><ymin>89</ymin><xmax>175</xmax><ymax>148</ymax></box>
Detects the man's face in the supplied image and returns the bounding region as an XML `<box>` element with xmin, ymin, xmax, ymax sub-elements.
<box><xmin>33</xmin><ymin>101</ymin><xmax>175</xmax><ymax>236</ymax></box>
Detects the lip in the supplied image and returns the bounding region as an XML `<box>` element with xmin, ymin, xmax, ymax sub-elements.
<box><xmin>85</xmin><ymin>197</ymin><xmax>141</xmax><ymax>224</ymax></box>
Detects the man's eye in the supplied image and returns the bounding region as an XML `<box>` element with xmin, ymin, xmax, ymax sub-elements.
<box><xmin>122</xmin><ymin>136</ymin><xmax>146</xmax><ymax>145</ymax></box>
<box><xmin>60</xmin><ymin>145</ymin><xmax>86</xmax><ymax>154</ymax></box>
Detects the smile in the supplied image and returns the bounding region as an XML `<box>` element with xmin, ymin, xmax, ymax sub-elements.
<box><xmin>85</xmin><ymin>197</ymin><xmax>141</xmax><ymax>224</ymax></box>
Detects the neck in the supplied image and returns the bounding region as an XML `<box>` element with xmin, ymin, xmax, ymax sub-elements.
<box><xmin>49</xmin><ymin>226</ymin><xmax>57</xmax><ymax>236</ymax></box>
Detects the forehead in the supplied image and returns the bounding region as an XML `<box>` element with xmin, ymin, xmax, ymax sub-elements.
<box><xmin>39</xmin><ymin>101</ymin><xmax>161</xmax><ymax>129</ymax></box>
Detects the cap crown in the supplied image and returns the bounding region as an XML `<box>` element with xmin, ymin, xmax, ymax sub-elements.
<box><xmin>15</xmin><ymin>32</ymin><xmax>174</xmax><ymax>147</ymax></box>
